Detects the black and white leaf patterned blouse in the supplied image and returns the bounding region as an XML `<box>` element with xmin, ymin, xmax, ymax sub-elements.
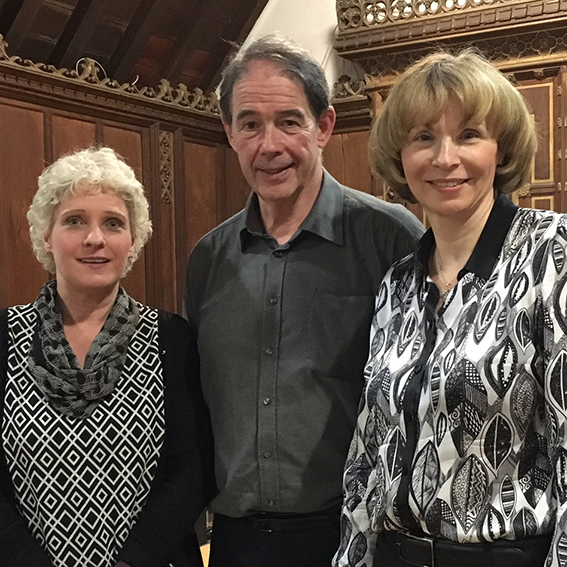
<box><xmin>334</xmin><ymin>195</ymin><xmax>567</xmax><ymax>567</ymax></box>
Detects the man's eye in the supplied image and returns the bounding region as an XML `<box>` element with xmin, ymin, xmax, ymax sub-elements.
<box><xmin>242</xmin><ymin>121</ymin><xmax>258</xmax><ymax>131</ymax></box>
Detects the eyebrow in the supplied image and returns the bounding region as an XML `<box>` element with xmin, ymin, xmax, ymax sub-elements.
<box><xmin>60</xmin><ymin>208</ymin><xmax>128</xmax><ymax>218</ymax></box>
<box><xmin>234</xmin><ymin>108</ymin><xmax>307</xmax><ymax>122</ymax></box>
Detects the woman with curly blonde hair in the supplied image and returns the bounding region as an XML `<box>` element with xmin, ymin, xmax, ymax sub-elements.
<box><xmin>0</xmin><ymin>146</ymin><xmax>214</xmax><ymax>567</ymax></box>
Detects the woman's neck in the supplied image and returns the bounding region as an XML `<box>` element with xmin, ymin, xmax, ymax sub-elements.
<box><xmin>55</xmin><ymin>283</ymin><xmax>118</xmax><ymax>325</ymax></box>
<box><xmin>428</xmin><ymin>198</ymin><xmax>494</xmax><ymax>296</ymax></box>
<box><xmin>55</xmin><ymin>283</ymin><xmax>119</xmax><ymax>368</ymax></box>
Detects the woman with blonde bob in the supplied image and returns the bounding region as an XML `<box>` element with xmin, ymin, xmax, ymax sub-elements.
<box><xmin>334</xmin><ymin>50</ymin><xmax>566</xmax><ymax>567</ymax></box>
<box><xmin>0</xmin><ymin>146</ymin><xmax>214</xmax><ymax>567</ymax></box>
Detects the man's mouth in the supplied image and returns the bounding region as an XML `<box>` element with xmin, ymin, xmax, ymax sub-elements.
<box><xmin>258</xmin><ymin>164</ymin><xmax>292</xmax><ymax>175</ymax></box>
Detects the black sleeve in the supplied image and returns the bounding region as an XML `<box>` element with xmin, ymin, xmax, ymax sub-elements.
<box><xmin>117</xmin><ymin>311</ymin><xmax>216</xmax><ymax>567</ymax></box>
<box><xmin>0</xmin><ymin>309</ymin><xmax>53</xmax><ymax>567</ymax></box>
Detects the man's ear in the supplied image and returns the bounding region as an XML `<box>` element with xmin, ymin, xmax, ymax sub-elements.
<box><xmin>317</xmin><ymin>106</ymin><xmax>336</xmax><ymax>150</ymax></box>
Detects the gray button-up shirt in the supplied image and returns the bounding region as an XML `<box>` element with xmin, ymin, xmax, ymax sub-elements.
<box><xmin>184</xmin><ymin>171</ymin><xmax>424</xmax><ymax>517</ymax></box>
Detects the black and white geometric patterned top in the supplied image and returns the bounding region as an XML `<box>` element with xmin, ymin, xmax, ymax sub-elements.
<box><xmin>334</xmin><ymin>195</ymin><xmax>567</xmax><ymax>567</ymax></box>
<box><xmin>2</xmin><ymin>302</ymin><xmax>165</xmax><ymax>567</ymax></box>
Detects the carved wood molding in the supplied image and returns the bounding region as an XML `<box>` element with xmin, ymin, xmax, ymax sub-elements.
<box><xmin>0</xmin><ymin>35</ymin><xmax>225</xmax><ymax>142</ymax></box>
<box><xmin>335</xmin><ymin>0</ymin><xmax>567</xmax><ymax>84</ymax></box>
<box><xmin>159</xmin><ymin>131</ymin><xmax>175</xmax><ymax>205</ymax></box>
<box><xmin>336</xmin><ymin>0</ymin><xmax>567</xmax><ymax>48</ymax></box>
<box><xmin>354</xmin><ymin>26</ymin><xmax>567</xmax><ymax>87</ymax></box>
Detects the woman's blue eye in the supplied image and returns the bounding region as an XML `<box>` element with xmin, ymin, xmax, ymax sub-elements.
<box><xmin>106</xmin><ymin>218</ymin><xmax>124</xmax><ymax>229</ymax></box>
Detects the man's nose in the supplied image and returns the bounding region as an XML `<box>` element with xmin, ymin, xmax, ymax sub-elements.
<box><xmin>259</xmin><ymin>124</ymin><xmax>282</xmax><ymax>154</ymax></box>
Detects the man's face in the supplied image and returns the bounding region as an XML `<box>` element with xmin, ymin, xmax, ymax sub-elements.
<box><xmin>223</xmin><ymin>60</ymin><xmax>335</xmax><ymax>206</ymax></box>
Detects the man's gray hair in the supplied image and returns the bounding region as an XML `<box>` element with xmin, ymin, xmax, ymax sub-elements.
<box><xmin>219</xmin><ymin>34</ymin><xmax>330</xmax><ymax>123</ymax></box>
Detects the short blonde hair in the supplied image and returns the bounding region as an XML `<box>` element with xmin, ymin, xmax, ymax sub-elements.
<box><xmin>370</xmin><ymin>49</ymin><xmax>537</xmax><ymax>202</ymax></box>
<box><xmin>28</xmin><ymin>146</ymin><xmax>152</xmax><ymax>274</ymax></box>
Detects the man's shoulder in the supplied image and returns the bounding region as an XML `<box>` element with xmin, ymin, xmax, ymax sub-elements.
<box><xmin>193</xmin><ymin>209</ymin><xmax>246</xmax><ymax>252</ymax></box>
<box><xmin>339</xmin><ymin>183</ymin><xmax>423</xmax><ymax>235</ymax></box>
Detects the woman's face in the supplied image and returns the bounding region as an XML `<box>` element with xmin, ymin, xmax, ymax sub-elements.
<box><xmin>400</xmin><ymin>96</ymin><xmax>499</xmax><ymax>225</ymax></box>
<box><xmin>44</xmin><ymin>185</ymin><xmax>134</xmax><ymax>297</ymax></box>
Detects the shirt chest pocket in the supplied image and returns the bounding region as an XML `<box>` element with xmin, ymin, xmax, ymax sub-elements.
<box><xmin>307</xmin><ymin>291</ymin><xmax>375</xmax><ymax>380</ymax></box>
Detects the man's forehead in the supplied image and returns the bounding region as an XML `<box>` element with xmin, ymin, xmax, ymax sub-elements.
<box><xmin>233</xmin><ymin>59</ymin><xmax>304</xmax><ymax>95</ymax></box>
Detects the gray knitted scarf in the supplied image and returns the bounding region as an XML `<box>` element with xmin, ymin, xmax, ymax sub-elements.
<box><xmin>28</xmin><ymin>280</ymin><xmax>140</xmax><ymax>419</ymax></box>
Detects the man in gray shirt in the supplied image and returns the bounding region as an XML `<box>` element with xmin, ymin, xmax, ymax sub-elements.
<box><xmin>184</xmin><ymin>35</ymin><xmax>424</xmax><ymax>567</ymax></box>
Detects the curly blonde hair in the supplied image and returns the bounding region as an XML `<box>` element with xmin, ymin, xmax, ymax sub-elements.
<box><xmin>28</xmin><ymin>146</ymin><xmax>152</xmax><ymax>274</ymax></box>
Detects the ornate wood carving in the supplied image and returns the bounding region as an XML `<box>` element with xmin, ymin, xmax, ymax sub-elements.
<box><xmin>335</xmin><ymin>1</ymin><xmax>567</xmax><ymax>84</ymax></box>
<box><xmin>0</xmin><ymin>34</ymin><xmax>225</xmax><ymax>142</ymax></box>
<box><xmin>337</xmin><ymin>0</ymin><xmax>564</xmax><ymax>34</ymax></box>
<box><xmin>159</xmin><ymin>130</ymin><xmax>174</xmax><ymax>205</ymax></box>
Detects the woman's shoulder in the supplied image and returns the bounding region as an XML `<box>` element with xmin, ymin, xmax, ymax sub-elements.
<box><xmin>153</xmin><ymin>310</ymin><xmax>193</xmax><ymax>356</ymax></box>
<box><xmin>511</xmin><ymin>207</ymin><xmax>567</xmax><ymax>247</ymax></box>
<box><xmin>156</xmin><ymin>310</ymin><xmax>190</xmax><ymax>332</ymax></box>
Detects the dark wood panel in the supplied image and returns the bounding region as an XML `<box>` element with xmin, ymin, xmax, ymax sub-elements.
<box><xmin>219</xmin><ymin>145</ymin><xmax>249</xmax><ymax>222</ymax></box>
<box><xmin>517</xmin><ymin>78</ymin><xmax>561</xmax><ymax>213</ymax></box>
<box><xmin>141</xmin><ymin>126</ymin><xmax>178</xmax><ymax>313</ymax></box>
<box><xmin>0</xmin><ymin>102</ymin><xmax>47</xmax><ymax>307</ymax></box>
<box><xmin>323</xmin><ymin>134</ymin><xmax>346</xmax><ymax>186</ymax></box>
<box><xmin>184</xmin><ymin>140</ymin><xmax>218</xmax><ymax>254</ymax></box>
<box><xmin>342</xmin><ymin>130</ymin><xmax>372</xmax><ymax>195</ymax></box>
<box><xmin>52</xmin><ymin>114</ymin><xmax>97</xmax><ymax>159</ymax></box>
<box><xmin>519</xmin><ymin>82</ymin><xmax>553</xmax><ymax>183</ymax></box>
<box><xmin>101</xmin><ymin>124</ymin><xmax>147</xmax><ymax>304</ymax></box>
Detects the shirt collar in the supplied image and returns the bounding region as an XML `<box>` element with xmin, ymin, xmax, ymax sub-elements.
<box><xmin>239</xmin><ymin>169</ymin><xmax>344</xmax><ymax>249</ymax></box>
<box><xmin>415</xmin><ymin>193</ymin><xmax>519</xmax><ymax>280</ymax></box>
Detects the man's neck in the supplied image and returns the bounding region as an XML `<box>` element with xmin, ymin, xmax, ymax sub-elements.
<box><xmin>259</xmin><ymin>169</ymin><xmax>324</xmax><ymax>245</ymax></box>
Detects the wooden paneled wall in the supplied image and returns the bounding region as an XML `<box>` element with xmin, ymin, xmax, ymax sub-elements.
<box><xmin>0</xmin><ymin>96</ymin><xmax>395</xmax><ymax>312</ymax></box>
<box><xmin>0</xmin><ymin>91</ymin><xmax>247</xmax><ymax>312</ymax></box>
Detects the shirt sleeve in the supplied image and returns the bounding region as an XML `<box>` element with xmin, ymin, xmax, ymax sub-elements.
<box><xmin>333</xmin><ymin>279</ymin><xmax>394</xmax><ymax>567</ymax></box>
<box><xmin>117</xmin><ymin>312</ymin><xmax>215</xmax><ymax>567</ymax></box>
<box><xmin>0</xmin><ymin>309</ymin><xmax>53</xmax><ymax>567</ymax></box>
<box><xmin>542</xmin><ymin>226</ymin><xmax>567</xmax><ymax>566</ymax></box>
<box><xmin>183</xmin><ymin>237</ymin><xmax>213</xmax><ymax>337</ymax></box>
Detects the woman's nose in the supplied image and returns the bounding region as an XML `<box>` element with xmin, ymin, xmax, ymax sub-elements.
<box><xmin>432</xmin><ymin>138</ymin><xmax>460</xmax><ymax>168</ymax></box>
<box><xmin>83</xmin><ymin>226</ymin><xmax>105</xmax><ymax>247</ymax></box>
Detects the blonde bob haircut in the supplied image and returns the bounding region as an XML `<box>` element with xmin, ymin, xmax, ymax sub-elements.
<box><xmin>370</xmin><ymin>49</ymin><xmax>537</xmax><ymax>203</ymax></box>
<box><xmin>28</xmin><ymin>146</ymin><xmax>152</xmax><ymax>274</ymax></box>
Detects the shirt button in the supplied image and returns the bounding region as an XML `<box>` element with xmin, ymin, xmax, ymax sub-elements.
<box><xmin>415</xmin><ymin>365</ymin><xmax>422</xmax><ymax>373</ymax></box>
<box><xmin>402</xmin><ymin>466</ymin><xmax>409</xmax><ymax>476</ymax></box>
<box><xmin>263</xmin><ymin>451</ymin><xmax>272</xmax><ymax>459</ymax></box>
<box><xmin>263</xmin><ymin>397</ymin><xmax>272</xmax><ymax>406</ymax></box>
<box><xmin>269</xmin><ymin>297</ymin><xmax>278</xmax><ymax>305</ymax></box>
<box><xmin>265</xmin><ymin>347</ymin><xmax>274</xmax><ymax>355</ymax></box>
<box><xmin>273</xmin><ymin>251</ymin><xmax>283</xmax><ymax>258</ymax></box>
<box><xmin>267</xmin><ymin>500</ymin><xmax>275</xmax><ymax>507</ymax></box>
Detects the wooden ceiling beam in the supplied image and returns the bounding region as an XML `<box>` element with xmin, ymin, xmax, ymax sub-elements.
<box><xmin>105</xmin><ymin>0</ymin><xmax>163</xmax><ymax>83</ymax></box>
<box><xmin>48</xmin><ymin>0</ymin><xmax>102</xmax><ymax>68</ymax></box>
<box><xmin>200</xmin><ymin>0</ymin><xmax>270</xmax><ymax>92</ymax></box>
<box><xmin>3</xmin><ymin>0</ymin><xmax>44</xmax><ymax>55</ymax></box>
<box><xmin>159</xmin><ymin>0</ymin><xmax>222</xmax><ymax>84</ymax></box>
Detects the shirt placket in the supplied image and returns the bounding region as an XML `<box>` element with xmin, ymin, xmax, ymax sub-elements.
<box><xmin>257</xmin><ymin>245</ymin><xmax>288</xmax><ymax>510</ymax></box>
<box><xmin>396</xmin><ymin>281</ymin><xmax>439</xmax><ymax>531</ymax></box>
